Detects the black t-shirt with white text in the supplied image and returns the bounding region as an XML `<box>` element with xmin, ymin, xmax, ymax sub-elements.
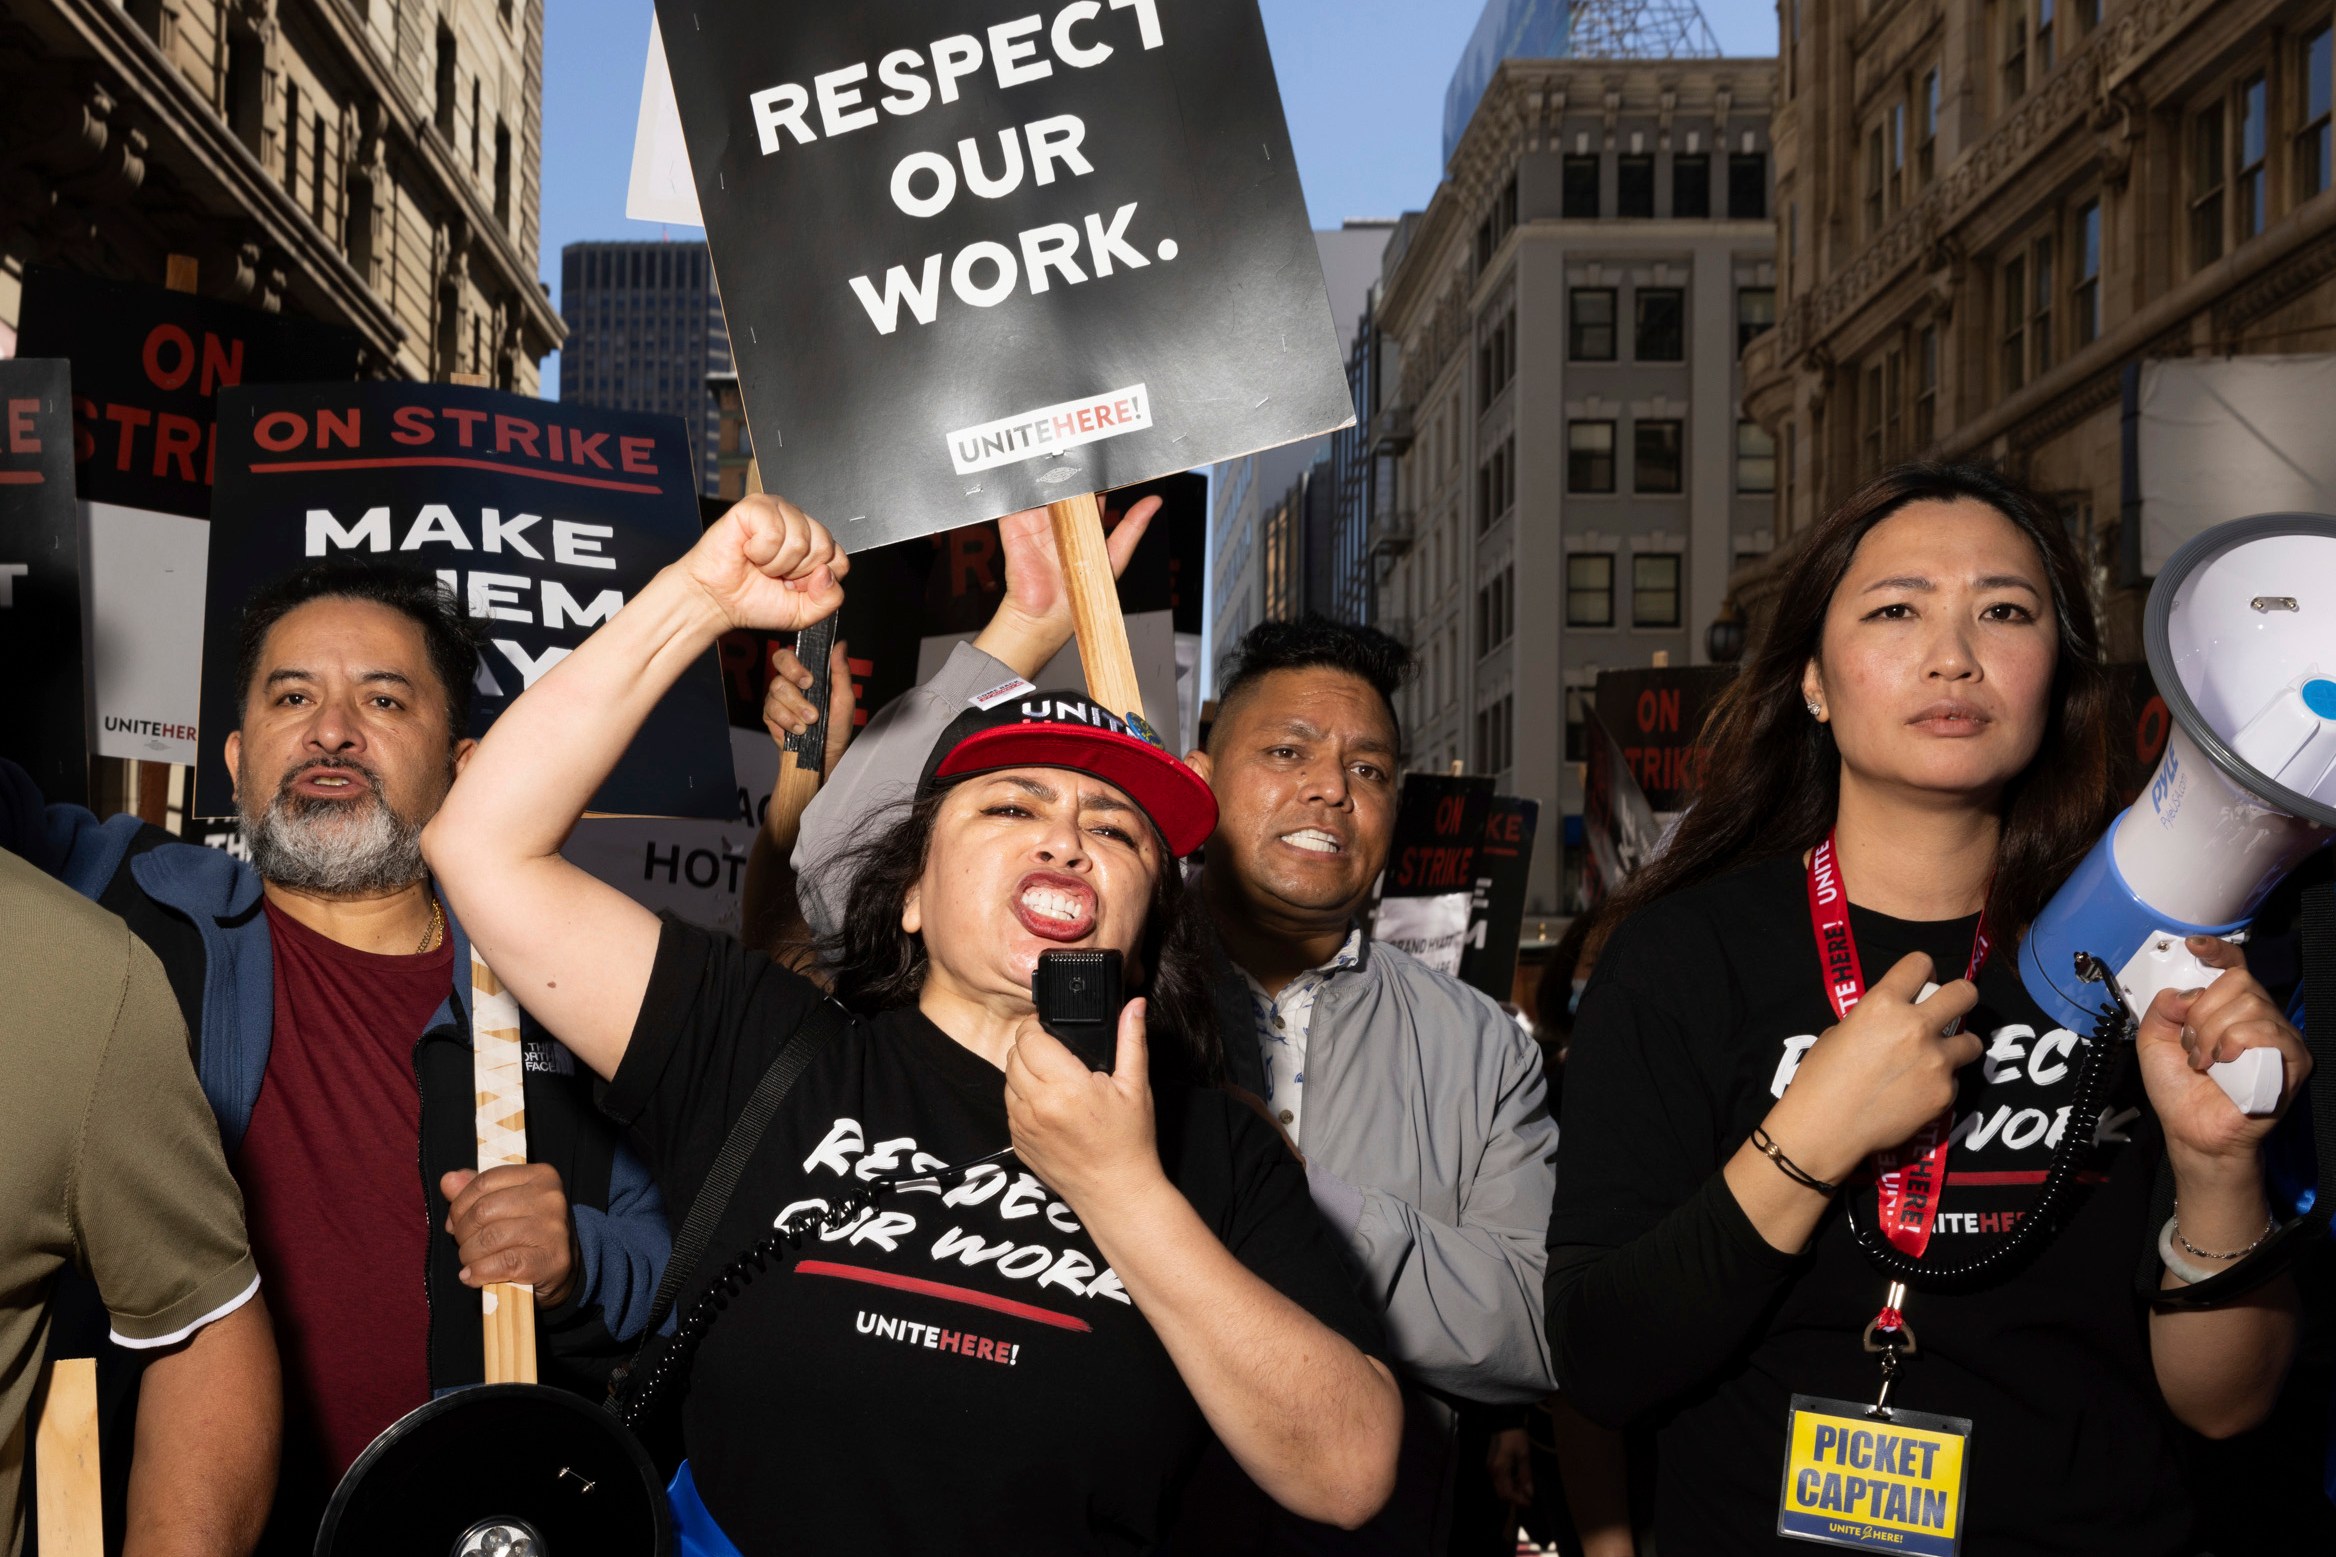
<box><xmin>605</xmin><ymin>919</ymin><xmax>1385</xmax><ymax>1554</ymax></box>
<box><xmin>1550</xmin><ymin>856</ymin><xmax>2188</xmax><ymax>1555</ymax></box>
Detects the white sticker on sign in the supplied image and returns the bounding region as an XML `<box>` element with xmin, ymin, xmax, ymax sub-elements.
<box><xmin>83</xmin><ymin>501</ymin><xmax>208</xmax><ymax>764</ymax></box>
<box><xmin>946</xmin><ymin>385</ymin><xmax>1152</xmax><ymax>476</ymax></box>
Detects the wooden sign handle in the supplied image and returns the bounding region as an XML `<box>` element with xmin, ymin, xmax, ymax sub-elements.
<box><xmin>33</xmin><ymin>1357</ymin><xmax>102</xmax><ymax>1556</ymax></box>
<box><xmin>1047</xmin><ymin>492</ymin><xmax>1145</xmax><ymax>722</ymax></box>
<box><xmin>469</xmin><ymin>950</ymin><xmax>538</xmax><ymax>1385</ymax></box>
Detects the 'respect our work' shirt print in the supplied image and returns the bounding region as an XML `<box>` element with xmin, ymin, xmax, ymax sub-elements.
<box><xmin>1550</xmin><ymin>855</ymin><xmax>2190</xmax><ymax>1556</ymax></box>
<box><xmin>604</xmin><ymin>919</ymin><xmax>1385</xmax><ymax>1555</ymax></box>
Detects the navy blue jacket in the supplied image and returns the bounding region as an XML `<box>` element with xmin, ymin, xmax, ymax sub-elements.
<box><xmin>29</xmin><ymin>794</ymin><xmax>667</xmax><ymax>1391</ymax></box>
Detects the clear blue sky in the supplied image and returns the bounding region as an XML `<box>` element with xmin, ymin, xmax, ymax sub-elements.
<box><xmin>536</xmin><ymin>1</ymin><xmax>1780</xmax><ymax>391</ymax></box>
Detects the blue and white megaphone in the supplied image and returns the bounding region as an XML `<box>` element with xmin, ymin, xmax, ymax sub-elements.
<box><xmin>2022</xmin><ymin>513</ymin><xmax>2336</xmax><ymax>1115</ymax></box>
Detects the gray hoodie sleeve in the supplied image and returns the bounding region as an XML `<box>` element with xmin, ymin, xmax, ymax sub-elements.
<box><xmin>791</xmin><ymin>640</ymin><xmax>1029</xmax><ymax>941</ymax></box>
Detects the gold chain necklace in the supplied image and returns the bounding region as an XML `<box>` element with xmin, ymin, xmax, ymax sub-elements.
<box><xmin>415</xmin><ymin>896</ymin><xmax>445</xmax><ymax>955</ymax></box>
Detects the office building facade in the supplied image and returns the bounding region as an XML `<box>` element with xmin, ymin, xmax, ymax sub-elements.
<box><xmin>1374</xmin><ymin>57</ymin><xmax>1778</xmax><ymax>911</ymax></box>
<box><xmin>1740</xmin><ymin>0</ymin><xmax>2336</xmax><ymax>659</ymax></box>
<box><xmin>558</xmin><ymin>240</ymin><xmax>731</xmax><ymax>496</ymax></box>
<box><xmin>1207</xmin><ymin>220</ymin><xmax>1395</xmax><ymax>679</ymax></box>
<box><xmin>0</xmin><ymin>0</ymin><xmax>561</xmax><ymax>383</ymax></box>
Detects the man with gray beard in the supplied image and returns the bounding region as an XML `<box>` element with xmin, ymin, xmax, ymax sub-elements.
<box><xmin>15</xmin><ymin>560</ymin><xmax>669</xmax><ymax>1554</ymax></box>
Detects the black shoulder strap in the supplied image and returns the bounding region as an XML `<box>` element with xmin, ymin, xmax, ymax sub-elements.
<box><xmin>639</xmin><ymin>996</ymin><xmax>852</xmax><ymax>1339</ymax></box>
<box><xmin>2148</xmin><ymin>881</ymin><xmax>2336</xmax><ymax>1309</ymax></box>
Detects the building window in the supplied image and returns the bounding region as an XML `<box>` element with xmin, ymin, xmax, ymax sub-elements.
<box><xmin>1862</xmin><ymin>361</ymin><xmax>1885</xmax><ymax>471</ymax></box>
<box><xmin>2193</xmin><ymin>104</ymin><xmax>2227</xmax><ymax>266</ymax></box>
<box><xmin>1477</xmin><ymin>438</ymin><xmax>1516</xmax><ymax>532</ymax></box>
<box><xmin>494</xmin><ymin>120</ymin><xmax>512</xmax><ymax>226</ymax></box>
<box><xmin>1737</xmin><ymin>420</ymin><xmax>1776</xmax><ymax>493</ymax></box>
<box><xmin>2303</xmin><ymin>27</ymin><xmax>2335</xmax><ymax>201</ymax></box>
<box><xmin>1729</xmin><ymin>151</ymin><xmax>1768</xmax><ymax>219</ymax></box>
<box><xmin>1569</xmin><ymin>421</ymin><xmax>1617</xmax><ymax>493</ymax></box>
<box><xmin>1919</xmin><ymin>68</ymin><xmax>1941</xmax><ymax>182</ymax></box>
<box><xmin>1633</xmin><ymin>554</ymin><xmax>1683</xmax><ymax>628</ymax></box>
<box><xmin>1635</xmin><ymin>288</ymin><xmax>1684</xmax><ymax>361</ymax></box>
<box><xmin>1915</xmin><ymin>326</ymin><xmax>1939</xmax><ymax>446</ymax></box>
<box><xmin>1477</xmin><ymin>567</ymin><xmax>1515</xmax><ymax>656</ymax></box>
<box><xmin>1563</xmin><ymin>155</ymin><xmax>1601</xmax><ymax>219</ymax></box>
<box><xmin>1565</xmin><ymin>689</ymin><xmax>1591</xmax><ymax>762</ymax></box>
<box><xmin>1885</xmin><ymin>346</ymin><xmax>1905</xmax><ymax>455</ymax></box>
<box><xmin>2029</xmin><ymin>236</ymin><xmax>2054</xmax><ymax>377</ymax></box>
<box><xmin>1570</xmin><ymin>288</ymin><xmax>1617</xmax><ymax>360</ymax></box>
<box><xmin>2001</xmin><ymin>0</ymin><xmax>2029</xmax><ymax>108</ymax></box>
<box><xmin>2239</xmin><ymin>75</ymin><xmax>2269</xmax><ymax>241</ymax></box>
<box><xmin>1999</xmin><ymin>254</ymin><xmax>2028</xmax><ymax>393</ymax></box>
<box><xmin>2074</xmin><ymin>200</ymin><xmax>2102</xmax><ymax>346</ymax></box>
<box><xmin>1475</xmin><ymin>697</ymin><xmax>1513</xmax><ymax>775</ymax></box>
<box><xmin>283</xmin><ymin>80</ymin><xmax>301</xmax><ymax>197</ymax></box>
<box><xmin>1673</xmin><ymin>154</ymin><xmax>1710</xmax><ymax>218</ymax></box>
<box><xmin>435</xmin><ymin>24</ymin><xmax>458</xmax><ymax>138</ymax></box>
<box><xmin>1865</xmin><ymin>124</ymin><xmax>1886</xmax><ymax>236</ymax></box>
<box><xmin>1634</xmin><ymin>420</ymin><xmax>1683</xmax><ymax>493</ymax></box>
<box><xmin>1737</xmin><ymin>286</ymin><xmax>1776</xmax><ymax>355</ymax></box>
<box><xmin>2037</xmin><ymin>0</ymin><xmax>2057</xmax><ymax>76</ymax></box>
<box><xmin>1473</xmin><ymin>174</ymin><xmax>1520</xmax><ymax>274</ymax></box>
<box><xmin>1567</xmin><ymin>554</ymin><xmax>1615</xmax><ymax>627</ymax></box>
<box><xmin>311</xmin><ymin>114</ymin><xmax>328</xmax><ymax>226</ymax></box>
<box><xmin>1618</xmin><ymin>154</ymin><xmax>1655</xmax><ymax>217</ymax></box>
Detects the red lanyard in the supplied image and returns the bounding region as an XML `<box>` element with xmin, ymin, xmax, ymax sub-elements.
<box><xmin>1803</xmin><ymin>832</ymin><xmax>1989</xmax><ymax>1328</ymax></box>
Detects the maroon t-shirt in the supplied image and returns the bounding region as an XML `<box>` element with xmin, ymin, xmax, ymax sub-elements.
<box><xmin>239</xmin><ymin>899</ymin><xmax>454</xmax><ymax>1480</ymax></box>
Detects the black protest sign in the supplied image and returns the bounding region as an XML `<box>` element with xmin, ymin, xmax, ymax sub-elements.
<box><xmin>1383</xmin><ymin>773</ymin><xmax>1494</xmax><ymax>899</ymax></box>
<box><xmin>1591</xmin><ymin>666</ymin><xmax>1734</xmax><ymax>813</ymax></box>
<box><xmin>1457</xmin><ymin>796</ymin><xmax>1539</xmax><ymax>1003</ymax></box>
<box><xmin>658</xmin><ymin>0</ymin><xmax>1353</xmax><ymax>546</ymax></box>
<box><xmin>14</xmin><ymin>266</ymin><xmax>362</xmax><ymax>518</ymax></box>
<box><xmin>1376</xmin><ymin>772</ymin><xmax>1494</xmax><ymax>976</ymax></box>
<box><xmin>1580</xmin><ymin>705</ymin><xmax>1662</xmax><ymax>908</ymax></box>
<box><xmin>0</xmin><ymin>360</ymin><xmax>88</xmax><ymax>805</ymax></box>
<box><xmin>197</xmin><ymin>384</ymin><xmax>733</xmax><ymax>820</ymax></box>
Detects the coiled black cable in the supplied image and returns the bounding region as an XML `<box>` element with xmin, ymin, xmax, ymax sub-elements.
<box><xmin>1842</xmin><ymin>985</ymin><xmax>2131</xmax><ymax>1294</ymax></box>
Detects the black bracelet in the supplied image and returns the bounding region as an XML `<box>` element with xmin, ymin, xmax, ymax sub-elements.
<box><xmin>1750</xmin><ymin>1126</ymin><xmax>1840</xmax><ymax>1196</ymax></box>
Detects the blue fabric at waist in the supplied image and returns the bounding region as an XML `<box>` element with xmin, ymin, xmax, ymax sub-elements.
<box><xmin>670</xmin><ymin>1460</ymin><xmax>745</xmax><ymax>1557</ymax></box>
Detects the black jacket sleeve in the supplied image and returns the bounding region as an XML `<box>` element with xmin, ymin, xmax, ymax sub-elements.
<box><xmin>1543</xmin><ymin>901</ymin><xmax>1808</xmax><ymax>1426</ymax></box>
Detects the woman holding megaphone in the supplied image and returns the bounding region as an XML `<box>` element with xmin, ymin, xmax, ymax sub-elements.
<box><xmin>421</xmin><ymin>494</ymin><xmax>1402</xmax><ymax>1552</ymax></box>
<box><xmin>1548</xmin><ymin>463</ymin><xmax>2309</xmax><ymax>1555</ymax></box>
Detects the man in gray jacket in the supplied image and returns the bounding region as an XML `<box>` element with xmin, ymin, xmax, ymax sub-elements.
<box><xmin>785</xmin><ymin>506</ymin><xmax>1555</xmax><ymax>1550</ymax></box>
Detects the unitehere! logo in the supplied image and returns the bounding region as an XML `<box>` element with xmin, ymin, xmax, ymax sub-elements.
<box><xmin>947</xmin><ymin>384</ymin><xmax>1151</xmax><ymax>476</ymax></box>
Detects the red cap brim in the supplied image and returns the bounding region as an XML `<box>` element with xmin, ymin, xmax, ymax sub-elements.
<box><xmin>934</xmin><ymin>725</ymin><xmax>1218</xmax><ymax>856</ymax></box>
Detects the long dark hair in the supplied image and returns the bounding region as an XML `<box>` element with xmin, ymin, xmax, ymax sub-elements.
<box><xmin>1605</xmin><ymin>462</ymin><xmax>2116</xmax><ymax>935</ymax></box>
<box><xmin>814</xmin><ymin>786</ymin><xmax>1224</xmax><ymax>1085</ymax></box>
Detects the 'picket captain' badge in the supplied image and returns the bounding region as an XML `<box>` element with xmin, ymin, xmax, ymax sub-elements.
<box><xmin>1778</xmin><ymin>1395</ymin><xmax>1971</xmax><ymax>1554</ymax></box>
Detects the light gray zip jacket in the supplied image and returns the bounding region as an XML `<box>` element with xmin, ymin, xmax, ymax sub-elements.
<box><xmin>793</xmin><ymin>642</ymin><xmax>1558</xmax><ymax>1407</ymax></box>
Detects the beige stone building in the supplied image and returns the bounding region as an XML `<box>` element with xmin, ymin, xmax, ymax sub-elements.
<box><xmin>1373</xmin><ymin>57</ymin><xmax>1778</xmax><ymax>911</ymax></box>
<box><xmin>1741</xmin><ymin>0</ymin><xmax>2336</xmax><ymax>655</ymax></box>
<box><xmin>0</xmin><ymin>0</ymin><xmax>561</xmax><ymax>386</ymax></box>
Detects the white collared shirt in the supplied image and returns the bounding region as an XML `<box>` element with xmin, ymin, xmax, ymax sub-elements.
<box><xmin>1239</xmin><ymin>927</ymin><xmax>1364</xmax><ymax>1147</ymax></box>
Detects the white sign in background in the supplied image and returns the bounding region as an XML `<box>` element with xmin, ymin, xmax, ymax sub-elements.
<box><xmin>82</xmin><ymin>501</ymin><xmax>208</xmax><ymax>764</ymax></box>
<box><xmin>564</xmin><ymin>726</ymin><xmax>781</xmax><ymax>936</ymax></box>
<box><xmin>627</xmin><ymin>14</ymin><xmax>704</xmax><ymax>227</ymax></box>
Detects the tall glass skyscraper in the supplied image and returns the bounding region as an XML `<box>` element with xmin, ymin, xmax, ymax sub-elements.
<box><xmin>1444</xmin><ymin>0</ymin><xmax>1572</xmax><ymax>165</ymax></box>
<box><xmin>557</xmin><ymin>241</ymin><xmax>733</xmax><ymax>496</ymax></box>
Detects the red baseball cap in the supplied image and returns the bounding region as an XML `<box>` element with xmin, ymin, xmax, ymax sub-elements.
<box><xmin>918</xmin><ymin>685</ymin><xmax>1218</xmax><ymax>857</ymax></box>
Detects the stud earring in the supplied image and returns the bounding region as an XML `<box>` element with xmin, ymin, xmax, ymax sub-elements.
<box><xmin>1805</xmin><ymin>698</ymin><xmax>1823</xmax><ymax>718</ymax></box>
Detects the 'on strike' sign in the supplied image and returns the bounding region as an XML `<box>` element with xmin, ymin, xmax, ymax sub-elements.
<box><xmin>656</xmin><ymin>0</ymin><xmax>1355</xmax><ymax>546</ymax></box>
